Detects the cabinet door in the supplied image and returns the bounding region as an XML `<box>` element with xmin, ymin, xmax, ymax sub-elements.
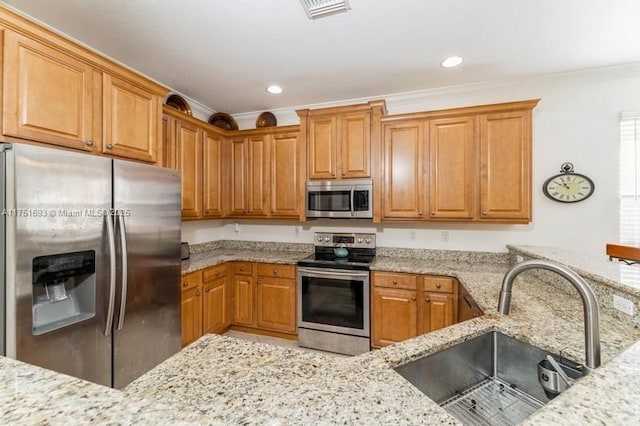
<box><xmin>271</xmin><ymin>132</ymin><xmax>299</xmax><ymax>217</ymax></box>
<box><xmin>382</xmin><ymin>121</ymin><xmax>425</xmax><ymax>219</ymax></box>
<box><xmin>308</xmin><ymin>116</ymin><xmax>337</xmax><ymax>179</ymax></box>
<box><xmin>233</xmin><ymin>274</ymin><xmax>254</xmax><ymax>326</ymax></box>
<box><xmin>3</xmin><ymin>31</ymin><xmax>95</xmax><ymax>151</ymax></box>
<box><xmin>429</xmin><ymin>117</ymin><xmax>476</xmax><ymax>219</ymax></box>
<box><xmin>340</xmin><ymin>112</ymin><xmax>371</xmax><ymax>178</ymax></box>
<box><xmin>181</xmin><ymin>286</ymin><xmax>202</xmax><ymax>348</ymax></box>
<box><xmin>203</xmin><ymin>276</ymin><xmax>227</xmax><ymax>334</ymax></box>
<box><xmin>422</xmin><ymin>292</ymin><xmax>454</xmax><ymax>333</ymax></box>
<box><xmin>203</xmin><ymin>129</ymin><xmax>224</xmax><ymax>217</ymax></box>
<box><xmin>103</xmin><ymin>73</ymin><xmax>158</xmax><ymax>162</ymax></box>
<box><xmin>256</xmin><ymin>277</ymin><xmax>296</xmax><ymax>333</ymax></box>
<box><xmin>176</xmin><ymin>120</ymin><xmax>202</xmax><ymax>218</ymax></box>
<box><xmin>479</xmin><ymin>111</ymin><xmax>532</xmax><ymax>221</ymax></box>
<box><xmin>229</xmin><ymin>137</ymin><xmax>247</xmax><ymax>215</ymax></box>
<box><xmin>247</xmin><ymin>135</ymin><xmax>268</xmax><ymax>216</ymax></box>
<box><xmin>162</xmin><ymin>113</ymin><xmax>177</xmax><ymax>169</ymax></box>
<box><xmin>371</xmin><ymin>287</ymin><xmax>418</xmax><ymax>348</ymax></box>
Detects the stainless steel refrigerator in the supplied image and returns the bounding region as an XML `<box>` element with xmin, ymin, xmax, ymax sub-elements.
<box><xmin>1</xmin><ymin>142</ymin><xmax>181</xmax><ymax>389</ymax></box>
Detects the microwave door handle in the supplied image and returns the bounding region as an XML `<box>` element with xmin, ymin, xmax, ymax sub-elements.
<box><xmin>350</xmin><ymin>188</ymin><xmax>355</xmax><ymax>217</ymax></box>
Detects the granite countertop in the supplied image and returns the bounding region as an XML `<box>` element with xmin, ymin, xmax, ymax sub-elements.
<box><xmin>4</xmin><ymin>244</ymin><xmax>640</xmax><ymax>424</ymax></box>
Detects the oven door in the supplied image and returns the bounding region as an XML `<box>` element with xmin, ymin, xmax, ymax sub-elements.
<box><xmin>297</xmin><ymin>267</ymin><xmax>370</xmax><ymax>337</ymax></box>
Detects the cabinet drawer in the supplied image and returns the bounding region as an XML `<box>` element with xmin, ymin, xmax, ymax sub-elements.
<box><xmin>233</xmin><ymin>262</ymin><xmax>253</xmax><ymax>275</ymax></box>
<box><xmin>203</xmin><ymin>264</ymin><xmax>227</xmax><ymax>282</ymax></box>
<box><xmin>423</xmin><ymin>276</ymin><xmax>454</xmax><ymax>293</ymax></box>
<box><xmin>181</xmin><ymin>271</ymin><xmax>202</xmax><ymax>291</ymax></box>
<box><xmin>373</xmin><ymin>272</ymin><xmax>418</xmax><ymax>290</ymax></box>
<box><xmin>257</xmin><ymin>263</ymin><xmax>296</xmax><ymax>279</ymax></box>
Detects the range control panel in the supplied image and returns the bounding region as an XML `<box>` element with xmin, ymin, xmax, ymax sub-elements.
<box><xmin>314</xmin><ymin>232</ymin><xmax>376</xmax><ymax>248</ymax></box>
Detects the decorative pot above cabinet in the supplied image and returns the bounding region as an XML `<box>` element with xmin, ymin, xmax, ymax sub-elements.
<box><xmin>297</xmin><ymin>100</ymin><xmax>386</xmax><ymax>181</ymax></box>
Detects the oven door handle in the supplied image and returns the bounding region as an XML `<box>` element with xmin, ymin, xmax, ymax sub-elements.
<box><xmin>297</xmin><ymin>267</ymin><xmax>369</xmax><ymax>279</ymax></box>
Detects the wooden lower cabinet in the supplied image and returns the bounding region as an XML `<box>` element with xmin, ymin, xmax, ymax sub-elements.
<box><xmin>372</xmin><ymin>272</ymin><xmax>459</xmax><ymax>348</ymax></box>
<box><xmin>372</xmin><ymin>287</ymin><xmax>418</xmax><ymax>347</ymax></box>
<box><xmin>232</xmin><ymin>262</ymin><xmax>297</xmax><ymax>335</ymax></box>
<box><xmin>256</xmin><ymin>272</ymin><xmax>296</xmax><ymax>333</ymax></box>
<box><xmin>233</xmin><ymin>266</ymin><xmax>255</xmax><ymax>326</ymax></box>
<box><xmin>202</xmin><ymin>264</ymin><xmax>230</xmax><ymax>334</ymax></box>
<box><xmin>181</xmin><ymin>265</ymin><xmax>229</xmax><ymax>347</ymax></box>
<box><xmin>180</xmin><ymin>271</ymin><xmax>203</xmax><ymax>348</ymax></box>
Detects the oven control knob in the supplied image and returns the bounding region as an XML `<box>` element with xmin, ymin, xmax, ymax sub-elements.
<box><xmin>324</xmin><ymin>236</ymin><xmax>330</xmax><ymax>242</ymax></box>
<box><xmin>357</xmin><ymin>237</ymin><xmax>363</xmax><ymax>243</ymax></box>
<box><xmin>317</xmin><ymin>235</ymin><xmax>323</xmax><ymax>242</ymax></box>
<box><xmin>365</xmin><ymin>238</ymin><xmax>371</xmax><ymax>244</ymax></box>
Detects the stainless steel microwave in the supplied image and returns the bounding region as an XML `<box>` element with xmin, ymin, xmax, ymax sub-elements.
<box><xmin>306</xmin><ymin>179</ymin><xmax>373</xmax><ymax>219</ymax></box>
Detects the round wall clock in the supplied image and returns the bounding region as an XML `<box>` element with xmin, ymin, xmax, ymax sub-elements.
<box><xmin>542</xmin><ymin>162</ymin><xmax>595</xmax><ymax>203</ymax></box>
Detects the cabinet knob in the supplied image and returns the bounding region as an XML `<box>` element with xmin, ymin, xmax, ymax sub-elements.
<box><xmin>215</xmin><ymin>271</ymin><xmax>220</xmax><ymax>277</ymax></box>
<box><xmin>85</xmin><ymin>140</ymin><xmax>94</xmax><ymax>147</ymax></box>
<box><xmin>106</xmin><ymin>144</ymin><xmax>113</xmax><ymax>150</ymax></box>
<box><xmin>342</xmin><ymin>171</ymin><xmax>346</xmax><ymax>176</ymax></box>
<box><xmin>196</xmin><ymin>290</ymin><xmax>201</xmax><ymax>296</ymax></box>
<box><xmin>392</xmin><ymin>280</ymin><xmax>398</xmax><ymax>285</ymax></box>
<box><xmin>482</xmin><ymin>211</ymin><xmax>487</xmax><ymax>216</ymax></box>
<box><xmin>182</xmin><ymin>282</ymin><xmax>188</xmax><ymax>287</ymax></box>
<box><xmin>257</xmin><ymin>280</ymin><xmax>261</xmax><ymax>285</ymax></box>
<box><xmin>418</xmin><ymin>211</ymin><xmax>423</xmax><ymax>216</ymax></box>
<box><xmin>431</xmin><ymin>210</ymin><xmax>435</xmax><ymax>215</ymax></box>
<box><xmin>411</xmin><ymin>296</ymin><xmax>416</xmax><ymax>302</ymax></box>
<box><xmin>425</xmin><ymin>295</ymin><xmax>430</xmax><ymax>302</ymax></box>
<box><xmin>240</xmin><ymin>267</ymin><xmax>245</xmax><ymax>272</ymax></box>
<box><xmin>272</xmin><ymin>270</ymin><xmax>277</xmax><ymax>276</ymax></box>
<box><xmin>436</xmin><ymin>283</ymin><xmax>442</xmax><ymax>289</ymax></box>
<box><xmin>205</xmin><ymin>288</ymin><xmax>210</xmax><ymax>293</ymax></box>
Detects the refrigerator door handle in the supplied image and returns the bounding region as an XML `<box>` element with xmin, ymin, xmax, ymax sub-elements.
<box><xmin>104</xmin><ymin>215</ymin><xmax>117</xmax><ymax>336</ymax></box>
<box><xmin>116</xmin><ymin>214</ymin><xmax>128</xmax><ymax>330</ymax></box>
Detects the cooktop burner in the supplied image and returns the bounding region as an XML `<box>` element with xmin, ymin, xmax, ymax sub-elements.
<box><xmin>297</xmin><ymin>232</ymin><xmax>376</xmax><ymax>271</ymax></box>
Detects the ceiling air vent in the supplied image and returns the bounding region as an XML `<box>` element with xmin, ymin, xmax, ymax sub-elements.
<box><xmin>300</xmin><ymin>0</ymin><xmax>351</xmax><ymax>19</ymax></box>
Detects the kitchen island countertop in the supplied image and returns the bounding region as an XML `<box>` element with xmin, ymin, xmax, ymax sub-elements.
<box><xmin>3</xmin><ymin>244</ymin><xmax>640</xmax><ymax>424</ymax></box>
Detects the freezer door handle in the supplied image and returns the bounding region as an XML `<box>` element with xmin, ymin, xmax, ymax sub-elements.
<box><xmin>116</xmin><ymin>214</ymin><xmax>128</xmax><ymax>330</ymax></box>
<box><xmin>104</xmin><ymin>215</ymin><xmax>117</xmax><ymax>336</ymax></box>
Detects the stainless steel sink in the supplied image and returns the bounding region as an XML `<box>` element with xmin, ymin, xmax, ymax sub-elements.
<box><xmin>394</xmin><ymin>332</ymin><xmax>583</xmax><ymax>426</ymax></box>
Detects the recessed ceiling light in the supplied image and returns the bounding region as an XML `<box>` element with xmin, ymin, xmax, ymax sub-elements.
<box><xmin>266</xmin><ymin>85</ymin><xmax>283</xmax><ymax>94</ymax></box>
<box><xmin>441</xmin><ymin>56</ymin><xmax>463</xmax><ymax>68</ymax></box>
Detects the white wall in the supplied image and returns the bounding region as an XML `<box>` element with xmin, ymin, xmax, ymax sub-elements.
<box><xmin>183</xmin><ymin>64</ymin><xmax>640</xmax><ymax>257</ymax></box>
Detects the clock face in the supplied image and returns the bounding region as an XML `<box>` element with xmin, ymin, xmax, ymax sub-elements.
<box><xmin>543</xmin><ymin>173</ymin><xmax>594</xmax><ymax>203</ymax></box>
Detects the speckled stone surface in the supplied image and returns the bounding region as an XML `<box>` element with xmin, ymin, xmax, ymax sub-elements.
<box><xmin>0</xmin><ymin>356</ymin><xmax>205</xmax><ymax>425</ymax></box>
<box><xmin>5</xmin><ymin>243</ymin><xmax>640</xmax><ymax>425</ymax></box>
<box><xmin>125</xmin><ymin>335</ymin><xmax>458</xmax><ymax>425</ymax></box>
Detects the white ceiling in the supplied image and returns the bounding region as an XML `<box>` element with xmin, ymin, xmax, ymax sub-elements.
<box><xmin>3</xmin><ymin>0</ymin><xmax>640</xmax><ymax>114</ymax></box>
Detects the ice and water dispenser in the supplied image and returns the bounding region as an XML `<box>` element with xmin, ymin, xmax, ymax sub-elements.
<box><xmin>32</xmin><ymin>250</ymin><xmax>96</xmax><ymax>335</ymax></box>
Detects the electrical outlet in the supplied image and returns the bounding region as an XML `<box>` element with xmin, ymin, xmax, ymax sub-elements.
<box><xmin>410</xmin><ymin>231</ymin><xmax>416</xmax><ymax>240</ymax></box>
<box><xmin>441</xmin><ymin>231</ymin><xmax>449</xmax><ymax>242</ymax></box>
<box><xmin>613</xmin><ymin>295</ymin><xmax>635</xmax><ymax>316</ymax></box>
<box><xmin>234</xmin><ymin>223</ymin><xmax>240</xmax><ymax>233</ymax></box>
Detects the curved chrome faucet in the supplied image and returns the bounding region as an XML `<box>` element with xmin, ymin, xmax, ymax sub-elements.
<box><xmin>498</xmin><ymin>259</ymin><xmax>601</xmax><ymax>373</ymax></box>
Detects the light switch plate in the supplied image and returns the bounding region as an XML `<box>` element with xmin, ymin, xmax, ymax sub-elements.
<box><xmin>613</xmin><ymin>294</ymin><xmax>635</xmax><ymax>316</ymax></box>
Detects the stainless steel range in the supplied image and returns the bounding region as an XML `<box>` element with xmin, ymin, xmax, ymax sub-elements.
<box><xmin>297</xmin><ymin>232</ymin><xmax>376</xmax><ymax>355</ymax></box>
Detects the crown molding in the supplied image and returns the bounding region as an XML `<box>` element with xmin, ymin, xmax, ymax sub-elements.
<box><xmin>231</xmin><ymin>62</ymin><xmax>640</xmax><ymax>127</ymax></box>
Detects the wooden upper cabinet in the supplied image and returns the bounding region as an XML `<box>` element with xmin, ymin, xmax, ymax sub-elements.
<box><xmin>429</xmin><ymin>116</ymin><xmax>476</xmax><ymax>219</ymax></box>
<box><xmin>247</xmin><ymin>135</ymin><xmax>269</xmax><ymax>216</ymax></box>
<box><xmin>308</xmin><ymin>115</ymin><xmax>337</xmax><ymax>179</ymax></box>
<box><xmin>301</xmin><ymin>102</ymin><xmax>384</xmax><ymax>181</ymax></box>
<box><xmin>162</xmin><ymin>113</ymin><xmax>177</xmax><ymax>168</ymax></box>
<box><xmin>229</xmin><ymin>136</ymin><xmax>248</xmax><ymax>215</ymax></box>
<box><xmin>382</xmin><ymin>121</ymin><xmax>425</xmax><ymax>219</ymax></box>
<box><xmin>202</xmin><ymin>129</ymin><xmax>224</xmax><ymax>218</ymax></box>
<box><xmin>102</xmin><ymin>74</ymin><xmax>159</xmax><ymax>162</ymax></box>
<box><xmin>3</xmin><ymin>31</ymin><xmax>96</xmax><ymax>151</ymax></box>
<box><xmin>176</xmin><ymin>120</ymin><xmax>202</xmax><ymax>218</ymax></box>
<box><xmin>271</xmin><ymin>132</ymin><xmax>299</xmax><ymax>217</ymax></box>
<box><xmin>479</xmin><ymin>110</ymin><xmax>532</xmax><ymax>221</ymax></box>
<box><xmin>340</xmin><ymin>111</ymin><xmax>371</xmax><ymax>178</ymax></box>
